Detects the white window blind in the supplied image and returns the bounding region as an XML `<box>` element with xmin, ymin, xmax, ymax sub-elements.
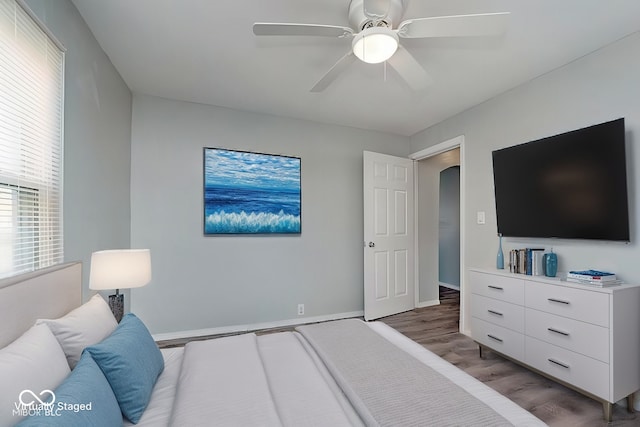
<box><xmin>0</xmin><ymin>0</ymin><xmax>64</xmax><ymax>277</ymax></box>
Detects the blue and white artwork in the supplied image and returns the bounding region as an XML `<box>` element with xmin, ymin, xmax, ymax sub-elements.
<box><xmin>204</xmin><ymin>148</ymin><xmax>301</xmax><ymax>234</ymax></box>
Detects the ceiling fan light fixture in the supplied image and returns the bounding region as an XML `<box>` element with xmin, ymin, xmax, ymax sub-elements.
<box><xmin>352</xmin><ymin>27</ymin><xmax>399</xmax><ymax>64</ymax></box>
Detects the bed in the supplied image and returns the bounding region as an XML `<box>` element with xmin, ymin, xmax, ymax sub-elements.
<box><xmin>0</xmin><ymin>262</ymin><xmax>546</xmax><ymax>426</ymax></box>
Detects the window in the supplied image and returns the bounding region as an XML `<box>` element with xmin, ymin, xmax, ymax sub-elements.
<box><xmin>0</xmin><ymin>0</ymin><xmax>64</xmax><ymax>277</ymax></box>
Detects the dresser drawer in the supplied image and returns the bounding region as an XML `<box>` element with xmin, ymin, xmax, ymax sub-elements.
<box><xmin>472</xmin><ymin>294</ymin><xmax>525</xmax><ymax>333</ymax></box>
<box><xmin>525</xmin><ymin>308</ymin><xmax>609</xmax><ymax>363</ymax></box>
<box><xmin>471</xmin><ymin>318</ymin><xmax>524</xmax><ymax>361</ymax></box>
<box><xmin>525</xmin><ymin>281</ymin><xmax>609</xmax><ymax>327</ymax></box>
<box><xmin>525</xmin><ymin>336</ymin><xmax>609</xmax><ymax>400</ymax></box>
<box><xmin>469</xmin><ymin>271</ymin><xmax>524</xmax><ymax>305</ymax></box>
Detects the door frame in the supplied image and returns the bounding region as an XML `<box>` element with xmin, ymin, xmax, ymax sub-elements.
<box><xmin>409</xmin><ymin>135</ymin><xmax>467</xmax><ymax>334</ymax></box>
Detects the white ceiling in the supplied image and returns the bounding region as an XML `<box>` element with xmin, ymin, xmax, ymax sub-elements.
<box><xmin>70</xmin><ymin>0</ymin><xmax>640</xmax><ymax>137</ymax></box>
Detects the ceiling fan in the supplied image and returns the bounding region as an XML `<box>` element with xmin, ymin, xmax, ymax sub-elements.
<box><xmin>253</xmin><ymin>0</ymin><xmax>509</xmax><ymax>92</ymax></box>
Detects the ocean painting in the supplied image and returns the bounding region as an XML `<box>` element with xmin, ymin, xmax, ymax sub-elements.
<box><xmin>203</xmin><ymin>148</ymin><xmax>301</xmax><ymax>234</ymax></box>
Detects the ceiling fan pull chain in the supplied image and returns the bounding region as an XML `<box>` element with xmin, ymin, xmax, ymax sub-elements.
<box><xmin>384</xmin><ymin>60</ymin><xmax>387</xmax><ymax>82</ymax></box>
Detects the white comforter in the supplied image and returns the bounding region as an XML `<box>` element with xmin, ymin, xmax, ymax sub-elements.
<box><xmin>127</xmin><ymin>321</ymin><xmax>546</xmax><ymax>427</ymax></box>
<box><xmin>169</xmin><ymin>332</ymin><xmax>362</xmax><ymax>427</ymax></box>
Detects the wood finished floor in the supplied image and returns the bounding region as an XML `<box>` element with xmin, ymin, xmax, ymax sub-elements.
<box><xmin>380</xmin><ymin>287</ymin><xmax>638</xmax><ymax>427</ymax></box>
<box><xmin>158</xmin><ymin>288</ymin><xmax>639</xmax><ymax>426</ymax></box>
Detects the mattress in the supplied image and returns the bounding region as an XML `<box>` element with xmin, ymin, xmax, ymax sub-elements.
<box><xmin>368</xmin><ymin>322</ymin><xmax>546</xmax><ymax>426</ymax></box>
<box><xmin>124</xmin><ymin>347</ymin><xmax>183</xmax><ymax>427</ymax></box>
<box><xmin>127</xmin><ymin>321</ymin><xmax>546</xmax><ymax>426</ymax></box>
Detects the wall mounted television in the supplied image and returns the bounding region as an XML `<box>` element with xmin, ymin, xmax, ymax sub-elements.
<box><xmin>492</xmin><ymin>118</ymin><xmax>629</xmax><ymax>241</ymax></box>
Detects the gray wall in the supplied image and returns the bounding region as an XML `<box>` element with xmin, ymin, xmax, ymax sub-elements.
<box><xmin>129</xmin><ymin>95</ymin><xmax>409</xmax><ymax>334</ymax></box>
<box><xmin>25</xmin><ymin>0</ymin><xmax>133</xmax><ymax>299</ymax></box>
<box><xmin>410</xmin><ymin>32</ymin><xmax>640</xmax><ymax>331</ymax></box>
<box><xmin>439</xmin><ymin>166</ymin><xmax>460</xmax><ymax>288</ymax></box>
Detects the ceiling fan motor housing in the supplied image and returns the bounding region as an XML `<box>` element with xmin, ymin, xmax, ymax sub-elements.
<box><xmin>348</xmin><ymin>0</ymin><xmax>406</xmax><ymax>31</ymax></box>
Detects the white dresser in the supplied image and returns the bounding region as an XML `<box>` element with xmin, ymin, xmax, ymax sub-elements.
<box><xmin>469</xmin><ymin>268</ymin><xmax>640</xmax><ymax>421</ymax></box>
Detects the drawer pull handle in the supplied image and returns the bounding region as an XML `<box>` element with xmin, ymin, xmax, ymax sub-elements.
<box><xmin>488</xmin><ymin>285</ymin><xmax>504</xmax><ymax>291</ymax></box>
<box><xmin>548</xmin><ymin>298</ymin><xmax>570</xmax><ymax>305</ymax></box>
<box><xmin>488</xmin><ymin>310</ymin><xmax>504</xmax><ymax>317</ymax></box>
<box><xmin>487</xmin><ymin>334</ymin><xmax>503</xmax><ymax>343</ymax></box>
<box><xmin>548</xmin><ymin>327</ymin><xmax>570</xmax><ymax>337</ymax></box>
<box><xmin>548</xmin><ymin>358</ymin><xmax>570</xmax><ymax>369</ymax></box>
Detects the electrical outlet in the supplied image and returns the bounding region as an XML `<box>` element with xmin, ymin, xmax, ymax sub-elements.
<box><xmin>297</xmin><ymin>304</ymin><xmax>304</xmax><ymax>315</ymax></box>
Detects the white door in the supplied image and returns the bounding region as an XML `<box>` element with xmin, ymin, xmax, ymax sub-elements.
<box><xmin>363</xmin><ymin>151</ymin><xmax>414</xmax><ymax>320</ymax></box>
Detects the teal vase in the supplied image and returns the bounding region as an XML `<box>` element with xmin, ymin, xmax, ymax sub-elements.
<box><xmin>496</xmin><ymin>234</ymin><xmax>504</xmax><ymax>269</ymax></box>
<box><xmin>544</xmin><ymin>250</ymin><xmax>558</xmax><ymax>277</ymax></box>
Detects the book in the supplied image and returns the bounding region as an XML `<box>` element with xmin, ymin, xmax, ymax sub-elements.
<box><xmin>519</xmin><ymin>249</ymin><xmax>526</xmax><ymax>274</ymax></box>
<box><xmin>567</xmin><ymin>270</ymin><xmax>617</xmax><ymax>282</ymax></box>
<box><xmin>567</xmin><ymin>273</ymin><xmax>618</xmax><ymax>282</ymax></box>
<box><xmin>508</xmin><ymin>248</ymin><xmax>545</xmax><ymax>275</ymax></box>
<box><xmin>531</xmin><ymin>250</ymin><xmax>545</xmax><ymax>276</ymax></box>
<box><xmin>509</xmin><ymin>250</ymin><xmax>517</xmax><ymax>273</ymax></box>
<box><xmin>569</xmin><ymin>269</ymin><xmax>616</xmax><ymax>276</ymax></box>
<box><xmin>525</xmin><ymin>248</ymin><xmax>545</xmax><ymax>276</ymax></box>
<box><xmin>566</xmin><ymin>277</ymin><xmax>622</xmax><ymax>287</ymax></box>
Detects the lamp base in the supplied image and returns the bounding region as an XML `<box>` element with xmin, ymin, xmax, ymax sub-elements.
<box><xmin>108</xmin><ymin>292</ymin><xmax>124</xmax><ymax>323</ymax></box>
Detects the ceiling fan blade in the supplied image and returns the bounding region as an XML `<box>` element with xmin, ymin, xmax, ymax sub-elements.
<box><xmin>397</xmin><ymin>12</ymin><xmax>510</xmax><ymax>39</ymax></box>
<box><xmin>363</xmin><ymin>0</ymin><xmax>389</xmax><ymax>19</ymax></box>
<box><xmin>386</xmin><ymin>46</ymin><xmax>431</xmax><ymax>91</ymax></box>
<box><xmin>253</xmin><ymin>23</ymin><xmax>354</xmax><ymax>38</ymax></box>
<box><xmin>310</xmin><ymin>51</ymin><xmax>357</xmax><ymax>92</ymax></box>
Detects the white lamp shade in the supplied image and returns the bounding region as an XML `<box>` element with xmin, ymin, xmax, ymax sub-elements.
<box><xmin>352</xmin><ymin>27</ymin><xmax>399</xmax><ymax>64</ymax></box>
<box><xmin>89</xmin><ymin>249</ymin><xmax>151</xmax><ymax>291</ymax></box>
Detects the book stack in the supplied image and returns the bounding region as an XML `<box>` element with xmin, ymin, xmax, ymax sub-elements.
<box><xmin>508</xmin><ymin>248</ymin><xmax>545</xmax><ymax>275</ymax></box>
<box><xmin>566</xmin><ymin>270</ymin><xmax>622</xmax><ymax>287</ymax></box>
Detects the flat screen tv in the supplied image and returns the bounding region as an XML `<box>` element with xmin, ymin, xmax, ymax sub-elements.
<box><xmin>492</xmin><ymin>118</ymin><xmax>629</xmax><ymax>241</ymax></box>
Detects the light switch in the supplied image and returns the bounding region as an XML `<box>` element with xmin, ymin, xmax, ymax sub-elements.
<box><xmin>477</xmin><ymin>211</ymin><xmax>486</xmax><ymax>225</ymax></box>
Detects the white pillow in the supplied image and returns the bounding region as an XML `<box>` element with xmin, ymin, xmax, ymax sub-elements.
<box><xmin>0</xmin><ymin>323</ymin><xmax>70</xmax><ymax>426</ymax></box>
<box><xmin>37</xmin><ymin>293</ymin><xmax>118</xmax><ymax>369</ymax></box>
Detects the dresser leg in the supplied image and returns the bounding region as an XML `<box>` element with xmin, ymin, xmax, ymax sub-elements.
<box><xmin>627</xmin><ymin>393</ymin><xmax>635</xmax><ymax>413</ymax></box>
<box><xmin>478</xmin><ymin>344</ymin><xmax>484</xmax><ymax>359</ymax></box>
<box><xmin>603</xmin><ymin>402</ymin><xmax>613</xmax><ymax>422</ymax></box>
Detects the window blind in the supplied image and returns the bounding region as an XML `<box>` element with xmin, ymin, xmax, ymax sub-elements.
<box><xmin>0</xmin><ymin>0</ymin><xmax>64</xmax><ymax>277</ymax></box>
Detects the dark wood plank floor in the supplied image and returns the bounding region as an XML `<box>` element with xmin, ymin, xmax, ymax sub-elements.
<box><xmin>380</xmin><ymin>287</ymin><xmax>638</xmax><ymax>427</ymax></box>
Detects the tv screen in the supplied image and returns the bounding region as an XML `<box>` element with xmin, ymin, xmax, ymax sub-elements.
<box><xmin>492</xmin><ymin>118</ymin><xmax>629</xmax><ymax>241</ymax></box>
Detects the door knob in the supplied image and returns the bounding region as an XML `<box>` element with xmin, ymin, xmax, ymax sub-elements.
<box><xmin>368</xmin><ymin>242</ymin><xmax>375</xmax><ymax>248</ymax></box>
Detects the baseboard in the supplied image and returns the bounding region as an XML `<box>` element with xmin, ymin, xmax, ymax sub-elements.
<box><xmin>152</xmin><ymin>310</ymin><xmax>364</xmax><ymax>342</ymax></box>
<box><xmin>439</xmin><ymin>282</ymin><xmax>460</xmax><ymax>291</ymax></box>
<box><xmin>415</xmin><ymin>299</ymin><xmax>440</xmax><ymax>309</ymax></box>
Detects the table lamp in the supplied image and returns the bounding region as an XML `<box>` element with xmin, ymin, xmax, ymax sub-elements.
<box><xmin>89</xmin><ymin>249</ymin><xmax>151</xmax><ymax>322</ymax></box>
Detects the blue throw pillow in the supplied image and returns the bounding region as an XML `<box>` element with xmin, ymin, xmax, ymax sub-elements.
<box><xmin>16</xmin><ymin>352</ymin><xmax>122</xmax><ymax>426</ymax></box>
<box><xmin>85</xmin><ymin>313</ymin><xmax>164</xmax><ymax>423</ymax></box>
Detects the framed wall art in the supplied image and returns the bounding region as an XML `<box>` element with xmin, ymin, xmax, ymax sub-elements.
<box><xmin>203</xmin><ymin>148</ymin><xmax>301</xmax><ymax>234</ymax></box>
